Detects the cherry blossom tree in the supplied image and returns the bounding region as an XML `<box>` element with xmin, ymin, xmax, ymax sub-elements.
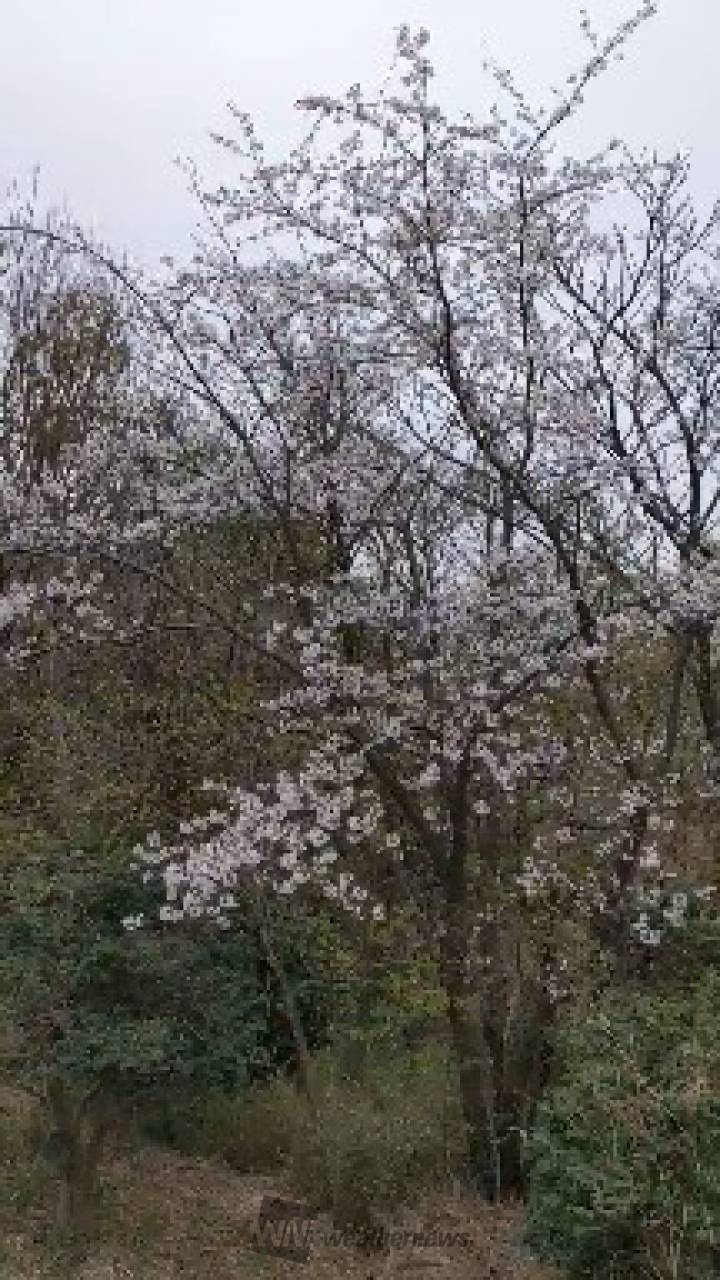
<box><xmin>3</xmin><ymin>0</ymin><xmax>719</xmax><ymax>1197</ymax></box>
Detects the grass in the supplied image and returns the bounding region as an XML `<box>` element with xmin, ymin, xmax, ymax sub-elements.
<box><xmin>0</xmin><ymin>1147</ymin><xmax>561</xmax><ymax>1279</ymax></box>
<box><xmin>0</xmin><ymin>1058</ymin><xmax>561</xmax><ymax>1279</ymax></box>
<box><xmin>179</xmin><ymin>1040</ymin><xmax>465</xmax><ymax>1223</ymax></box>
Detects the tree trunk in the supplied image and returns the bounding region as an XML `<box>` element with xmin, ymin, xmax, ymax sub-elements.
<box><xmin>252</xmin><ymin>891</ymin><xmax>317</xmax><ymax>1110</ymax></box>
<box><xmin>440</xmin><ymin>802</ymin><xmax>554</xmax><ymax>1201</ymax></box>
<box><xmin>444</xmin><ymin>981</ymin><xmax>499</xmax><ymax>1199</ymax></box>
<box><xmin>46</xmin><ymin>1080</ymin><xmax>109</xmax><ymax>1236</ymax></box>
<box><xmin>444</xmin><ymin>956</ymin><xmax>554</xmax><ymax>1201</ymax></box>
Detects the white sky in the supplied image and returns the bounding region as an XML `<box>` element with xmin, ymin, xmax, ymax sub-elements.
<box><xmin>2</xmin><ymin>0</ymin><xmax>718</xmax><ymax>266</ymax></box>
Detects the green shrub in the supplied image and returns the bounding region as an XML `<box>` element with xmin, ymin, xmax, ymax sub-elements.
<box><xmin>190</xmin><ymin>1076</ymin><xmax>302</xmax><ymax>1171</ymax></box>
<box><xmin>526</xmin><ymin>972</ymin><xmax>720</xmax><ymax>1279</ymax></box>
<box><xmin>181</xmin><ymin>1042</ymin><xmax>463</xmax><ymax>1229</ymax></box>
<box><xmin>285</xmin><ymin>1044</ymin><xmax>458</xmax><ymax>1233</ymax></box>
<box><xmin>288</xmin><ymin>1043</ymin><xmax>463</xmax><ymax>1228</ymax></box>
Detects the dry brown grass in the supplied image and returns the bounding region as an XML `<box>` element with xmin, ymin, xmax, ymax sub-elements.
<box><xmin>0</xmin><ymin>1145</ymin><xmax>562</xmax><ymax>1280</ymax></box>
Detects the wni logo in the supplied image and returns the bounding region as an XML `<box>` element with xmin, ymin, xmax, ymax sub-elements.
<box><xmin>254</xmin><ymin>1196</ymin><xmax>317</xmax><ymax>1262</ymax></box>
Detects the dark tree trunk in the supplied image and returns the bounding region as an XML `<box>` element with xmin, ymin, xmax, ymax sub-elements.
<box><xmin>440</xmin><ymin>789</ymin><xmax>555</xmax><ymax>1201</ymax></box>
<box><xmin>444</xmin><ymin>955</ymin><xmax>555</xmax><ymax>1201</ymax></box>
<box><xmin>46</xmin><ymin>1080</ymin><xmax>110</xmax><ymax>1236</ymax></box>
<box><xmin>444</xmin><ymin>981</ymin><xmax>498</xmax><ymax>1199</ymax></box>
<box><xmin>441</xmin><ymin>823</ymin><xmax>502</xmax><ymax>1200</ymax></box>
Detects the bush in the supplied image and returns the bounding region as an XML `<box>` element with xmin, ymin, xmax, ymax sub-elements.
<box><xmin>289</xmin><ymin>1043</ymin><xmax>463</xmax><ymax>1228</ymax></box>
<box><xmin>526</xmin><ymin>972</ymin><xmax>720</xmax><ymax>1279</ymax></box>
<box><xmin>185</xmin><ymin>1076</ymin><xmax>302</xmax><ymax>1171</ymax></box>
<box><xmin>182</xmin><ymin>1042</ymin><xmax>463</xmax><ymax>1229</ymax></box>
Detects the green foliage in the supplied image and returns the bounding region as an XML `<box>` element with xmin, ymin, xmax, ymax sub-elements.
<box><xmin>0</xmin><ymin>828</ymin><xmax>350</xmax><ymax>1134</ymax></box>
<box><xmin>185</xmin><ymin>1042</ymin><xmax>463</xmax><ymax>1228</ymax></box>
<box><xmin>0</xmin><ymin>835</ymin><xmax>259</xmax><ymax>1102</ymax></box>
<box><xmin>623</xmin><ymin>888</ymin><xmax>720</xmax><ymax>990</ymax></box>
<box><xmin>320</xmin><ymin>915</ymin><xmax>447</xmax><ymax>1065</ymax></box>
<box><xmin>178</xmin><ymin>1075</ymin><xmax>304</xmax><ymax>1170</ymax></box>
<box><xmin>526</xmin><ymin>972</ymin><xmax>720</xmax><ymax>1279</ymax></box>
<box><xmin>288</xmin><ymin>1043</ymin><xmax>463</xmax><ymax>1228</ymax></box>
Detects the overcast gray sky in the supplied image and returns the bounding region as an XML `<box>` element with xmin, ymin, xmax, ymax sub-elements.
<box><xmin>2</xmin><ymin>0</ymin><xmax>717</xmax><ymax>265</ymax></box>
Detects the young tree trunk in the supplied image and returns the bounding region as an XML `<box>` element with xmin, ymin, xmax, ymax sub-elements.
<box><xmin>252</xmin><ymin>890</ymin><xmax>317</xmax><ymax>1110</ymax></box>
<box><xmin>46</xmin><ymin>1079</ymin><xmax>109</xmax><ymax>1235</ymax></box>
